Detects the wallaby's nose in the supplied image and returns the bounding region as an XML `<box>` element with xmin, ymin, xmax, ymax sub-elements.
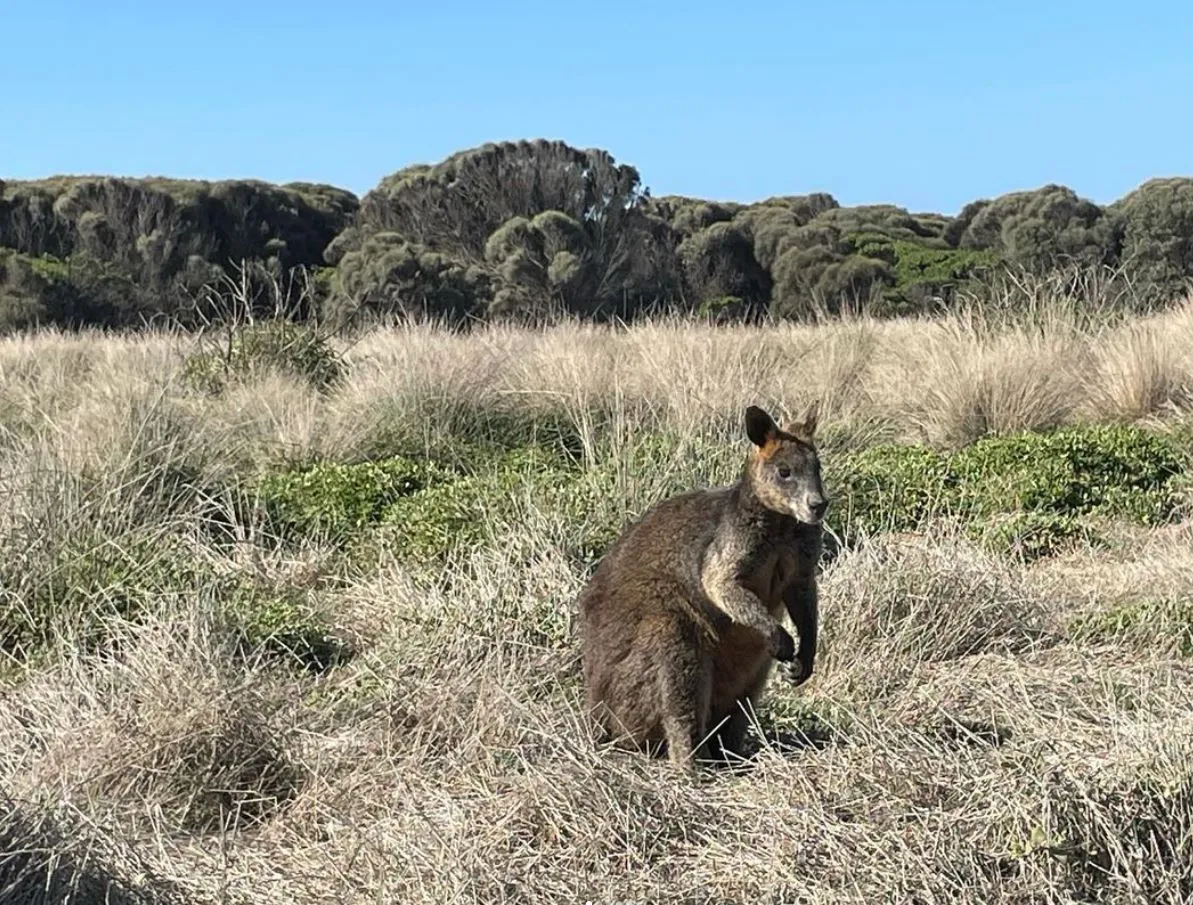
<box><xmin>810</xmin><ymin>496</ymin><xmax>829</xmax><ymax>519</ymax></box>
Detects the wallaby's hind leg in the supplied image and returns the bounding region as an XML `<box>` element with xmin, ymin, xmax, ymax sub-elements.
<box><xmin>707</xmin><ymin>662</ymin><xmax>774</xmax><ymax>763</ymax></box>
<box><xmin>655</xmin><ymin>625</ymin><xmax>712</xmax><ymax>769</ymax></box>
<box><xmin>706</xmin><ymin>704</ymin><xmax>751</xmax><ymax>763</ymax></box>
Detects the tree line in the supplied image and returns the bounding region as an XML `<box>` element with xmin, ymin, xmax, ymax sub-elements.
<box><xmin>2</xmin><ymin>139</ymin><xmax>1192</xmax><ymax>331</ymax></box>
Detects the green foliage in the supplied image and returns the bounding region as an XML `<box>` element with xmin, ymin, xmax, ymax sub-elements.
<box><xmin>329</xmin><ymin>139</ymin><xmax>678</xmax><ymax>323</ymax></box>
<box><xmin>257</xmin><ymin>455</ymin><xmax>454</xmax><ymax>540</ymax></box>
<box><xmin>378</xmin><ymin>474</ymin><xmax>506</xmax><ymax>564</ymax></box>
<box><xmin>1111</xmin><ymin>177</ymin><xmax>1193</xmax><ymax>305</ymax></box>
<box><xmin>342</xmin><ymin>140</ymin><xmax>647</xmax><ymax>261</ymax></box>
<box><xmin>1070</xmin><ymin>596</ymin><xmax>1193</xmax><ymax>657</ymax></box>
<box><xmin>333</xmin><ymin>232</ymin><xmax>489</xmax><ymax>325</ymax></box>
<box><xmin>0</xmin><ymin>176</ymin><xmax>357</xmax><ymax>328</ymax></box>
<box><xmin>254</xmin><ymin>434</ymin><xmax>632</xmax><ymax>574</ymax></box>
<box><xmin>677</xmin><ymin>221</ymin><xmax>770</xmax><ymax>312</ymax></box>
<box><xmin>182</xmin><ymin>319</ymin><xmax>347</xmax><ymax>394</ymax></box>
<box><xmin>226</xmin><ymin>583</ymin><xmax>353</xmax><ymax>672</ymax></box>
<box><xmin>253</xmin><ymin>419</ymin><xmax>1187</xmax><ymax>577</ymax></box>
<box><xmin>378</xmin><ymin>446</ymin><xmax>580</xmax><ymax>565</ymax></box>
<box><xmin>847</xmin><ymin>233</ymin><xmax>1001</xmax><ymax>313</ymax></box>
<box><xmin>482</xmin><ymin>210</ymin><xmax>598</xmax><ymax>317</ymax></box>
<box><xmin>0</xmin><ymin>250</ymin><xmax>56</xmax><ymax>330</ymax></box>
<box><xmin>954</xmin><ymin>184</ymin><xmax>1115</xmax><ymax>274</ymax></box>
<box><xmin>645</xmin><ymin>196</ymin><xmax>751</xmax><ymax>239</ymax></box>
<box><xmin>827</xmin><ymin>444</ymin><xmax>951</xmax><ymax>539</ymax></box>
<box><xmin>949</xmin><ymin>424</ymin><xmax>1183</xmax><ymax>525</ymax></box>
<box><xmin>827</xmin><ymin>424</ymin><xmax>1184</xmax><ymax>556</ymax></box>
<box><xmin>8</xmin><ymin>144</ymin><xmax>1193</xmax><ymax>330</ymax></box>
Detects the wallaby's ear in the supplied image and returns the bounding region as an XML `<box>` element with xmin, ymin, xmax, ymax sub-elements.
<box><xmin>798</xmin><ymin>399</ymin><xmax>820</xmax><ymax>439</ymax></box>
<box><xmin>745</xmin><ymin>405</ymin><xmax>779</xmax><ymax>448</ymax></box>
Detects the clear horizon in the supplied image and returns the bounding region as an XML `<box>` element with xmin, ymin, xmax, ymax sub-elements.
<box><xmin>4</xmin><ymin>0</ymin><xmax>1192</xmax><ymax>215</ymax></box>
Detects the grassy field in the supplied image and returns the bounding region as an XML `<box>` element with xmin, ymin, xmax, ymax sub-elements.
<box><xmin>3</xmin><ymin>289</ymin><xmax>1193</xmax><ymax>903</ymax></box>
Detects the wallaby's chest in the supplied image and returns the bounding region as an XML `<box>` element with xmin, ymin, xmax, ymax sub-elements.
<box><xmin>743</xmin><ymin>547</ymin><xmax>799</xmax><ymax>613</ymax></box>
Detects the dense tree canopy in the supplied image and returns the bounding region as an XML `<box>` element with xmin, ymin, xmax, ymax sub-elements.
<box><xmin>3</xmin><ymin>141</ymin><xmax>1193</xmax><ymax>332</ymax></box>
<box><xmin>329</xmin><ymin>140</ymin><xmax>679</xmax><ymax>322</ymax></box>
<box><xmin>0</xmin><ymin>176</ymin><xmax>356</xmax><ymax>328</ymax></box>
<box><xmin>1111</xmin><ymin>178</ymin><xmax>1193</xmax><ymax>301</ymax></box>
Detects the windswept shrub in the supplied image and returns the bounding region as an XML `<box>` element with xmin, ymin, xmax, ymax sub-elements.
<box><xmin>182</xmin><ymin>319</ymin><xmax>346</xmax><ymax>394</ymax></box>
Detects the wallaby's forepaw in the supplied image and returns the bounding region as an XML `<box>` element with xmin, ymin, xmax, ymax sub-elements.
<box><xmin>770</xmin><ymin>626</ymin><xmax>796</xmax><ymax>662</ymax></box>
<box><xmin>778</xmin><ymin>656</ymin><xmax>813</xmax><ymax>686</ymax></box>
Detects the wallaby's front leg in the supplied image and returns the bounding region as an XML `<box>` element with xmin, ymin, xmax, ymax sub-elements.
<box><xmin>701</xmin><ymin>550</ymin><xmax>795</xmax><ymax>660</ymax></box>
<box><xmin>779</xmin><ymin>582</ymin><xmax>818</xmax><ymax>686</ymax></box>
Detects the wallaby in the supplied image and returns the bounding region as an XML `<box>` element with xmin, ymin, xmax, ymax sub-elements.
<box><xmin>577</xmin><ymin>403</ymin><xmax>828</xmax><ymax>769</ymax></box>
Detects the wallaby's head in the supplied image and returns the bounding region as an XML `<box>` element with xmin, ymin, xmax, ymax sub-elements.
<box><xmin>743</xmin><ymin>402</ymin><xmax>828</xmax><ymax>525</ymax></box>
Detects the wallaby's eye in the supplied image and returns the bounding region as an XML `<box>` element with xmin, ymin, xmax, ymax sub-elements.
<box><xmin>777</xmin><ymin>465</ymin><xmax>792</xmax><ymax>480</ymax></box>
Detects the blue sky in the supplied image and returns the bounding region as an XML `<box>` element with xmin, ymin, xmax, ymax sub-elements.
<box><xmin>3</xmin><ymin>0</ymin><xmax>1191</xmax><ymax>214</ymax></box>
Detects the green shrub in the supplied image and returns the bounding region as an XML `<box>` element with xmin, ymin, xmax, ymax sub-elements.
<box><xmin>379</xmin><ymin>475</ymin><xmax>506</xmax><ymax>563</ymax></box>
<box><xmin>226</xmin><ymin>583</ymin><xmax>353</xmax><ymax>672</ymax></box>
<box><xmin>846</xmin><ymin>232</ymin><xmax>1001</xmax><ymax>314</ymax></box>
<box><xmin>255</xmin><ymin>443</ymin><xmax>582</xmax><ymax>568</ymax></box>
<box><xmin>826</xmin><ymin>424</ymin><xmax>1184</xmax><ymax>555</ymax></box>
<box><xmin>379</xmin><ymin>445</ymin><xmax>576</xmax><ymax>564</ymax></box>
<box><xmin>1070</xmin><ymin>597</ymin><xmax>1193</xmax><ymax>657</ymax></box>
<box><xmin>182</xmin><ymin>319</ymin><xmax>347</xmax><ymax>394</ymax></box>
<box><xmin>826</xmin><ymin>444</ymin><xmax>951</xmax><ymax>540</ymax></box>
<box><xmin>257</xmin><ymin>455</ymin><xmax>454</xmax><ymax>540</ymax></box>
<box><xmin>0</xmin><ymin>529</ymin><xmax>184</xmax><ymax>658</ymax></box>
<box><xmin>256</xmin><ymin>423</ymin><xmax>1186</xmax><ymax>576</ymax></box>
<box><xmin>951</xmin><ymin>424</ymin><xmax>1183</xmax><ymax>524</ymax></box>
<box><xmin>966</xmin><ymin>511</ymin><xmax>1093</xmax><ymax>561</ymax></box>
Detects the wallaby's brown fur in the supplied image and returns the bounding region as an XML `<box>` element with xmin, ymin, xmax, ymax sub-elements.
<box><xmin>577</xmin><ymin>403</ymin><xmax>828</xmax><ymax>768</ymax></box>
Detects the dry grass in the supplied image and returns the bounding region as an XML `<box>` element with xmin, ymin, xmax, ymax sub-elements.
<box><xmin>2</xmin><ymin>294</ymin><xmax>1193</xmax><ymax>903</ymax></box>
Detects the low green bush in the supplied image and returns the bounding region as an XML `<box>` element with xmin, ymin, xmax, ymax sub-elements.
<box><xmin>827</xmin><ymin>423</ymin><xmax>1184</xmax><ymax>556</ymax></box>
<box><xmin>379</xmin><ymin>445</ymin><xmax>579</xmax><ymax>564</ymax></box>
<box><xmin>225</xmin><ymin>582</ymin><xmax>353</xmax><ymax>672</ymax></box>
<box><xmin>1070</xmin><ymin>597</ymin><xmax>1193</xmax><ymax>657</ymax></box>
<box><xmin>182</xmin><ymin>320</ymin><xmax>347</xmax><ymax>394</ymax></box>
<box><xmin>826</xmin><ymin>444</ymin><xmax>951</xmax><ymax>539</ymax></box>
<box><xmin>257</xmin><ymin>455</ymin><xmax>454</xmax><ymax>540</ymax></box>
<box><xmin>950</xmin><ymin>424</ymin><xmax>1183</xmax><ymax>524</ymax></box>
<box><xmin>251</xmin><ymin>422</ymin><xmax>1185</xmax><ymax>576</ymax></box>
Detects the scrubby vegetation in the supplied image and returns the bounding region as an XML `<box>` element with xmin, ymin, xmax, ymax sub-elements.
<box><xmin>6</xmin><ymin>140</ymin><xmax>1193</xmax><ymax>333</ymax></box>
<box><xmin>832</xmin><ymin>423</ymin><xmax>1186</xmax><ymax>558</ymax></box>
<box><xmin>4</xmin><ymin>289</ymin><xmax>1193</xmax><ymax>902</ymax></box>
